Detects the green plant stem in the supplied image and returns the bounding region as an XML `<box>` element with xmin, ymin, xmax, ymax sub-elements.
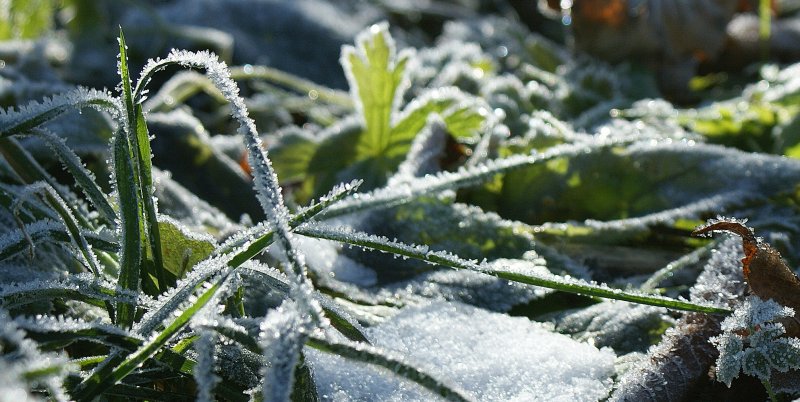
<box><xmin>763</xmin><ymin>379</ymin><xmax>778</xmax><ymax>402</ymax></box>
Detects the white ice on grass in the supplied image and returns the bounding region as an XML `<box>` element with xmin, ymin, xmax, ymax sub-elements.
<box><xmin>309</xmin><ymin>302</ymin><xmax>615</xmax><ymax>401</ymax></box>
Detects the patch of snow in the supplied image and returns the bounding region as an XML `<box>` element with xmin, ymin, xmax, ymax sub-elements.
<box><xmin>309</xmin><ymin>301</ymin><xmax>615</xmax><ymax>401</ymax></box>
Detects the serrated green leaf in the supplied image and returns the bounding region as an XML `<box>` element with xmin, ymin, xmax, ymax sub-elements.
<box><xmin>344</xmin><ymin>22</ymin><xmax>410</xmax><ymax>158</ymax></box>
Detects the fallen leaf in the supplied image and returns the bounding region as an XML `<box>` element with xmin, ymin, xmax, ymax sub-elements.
<box><xmin>692</xmin><ymin>219</ymin><xmax>800</xmax><ymax>336</ymax></box>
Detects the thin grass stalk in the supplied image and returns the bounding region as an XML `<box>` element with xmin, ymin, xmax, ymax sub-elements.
<box><xmin>298</xmin><ymin>225</ymin><xmax>731</xmax><ymax>314</ymax></box>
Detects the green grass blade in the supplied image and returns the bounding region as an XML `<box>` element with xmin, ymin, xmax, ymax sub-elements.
<box><xmin>0</xmin><ymin>219</ymin><xmax>116</xmax><ymax>262</ymax></box>
<box><xmin>0</xmin><ymin>274</ymin><xmax>133</xmax><ymax>310</ymax></box>
<box><xmin>24</xmin><ymin>182</ymin><xmax>102</xmax><ymax>275</ymax></box>
<box><xmin>135</xmin><ymin>103</ymin><xmax>167</xmax><ymax>290</ymax></box>
<box><xmin>298</xmin><ymin>224</ymin><xmax>731</xmax><ymax>314</ymax></box>
<box><xmin>306</xmin><ymin>335</ymin><xmax>474</xmax><ymax>402</ymax></box>
<box><xmin>230</xmin><ymin>65</ymin><xmax>352</xmax><ymax>107</ymax></box>
<box><xmin>31</xmin><ymin>128</ymin><xmax>116</xmax><ymax>223</ymax></box>
<box><xmin>16</xmin><ymin>317</ymin><xmax>142</xmax><ymax>350</ymax></box>
<box><xmin>113</xmin><ymin>127</ymin><xmax>143</xmax><ymax>328</ymax></box>
<box><xmin>119</xmin><ymin>29</ymin><xmax>166</xmax><ymax>293</ymax></box>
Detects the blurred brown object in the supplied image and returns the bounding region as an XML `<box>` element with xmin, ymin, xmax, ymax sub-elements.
<box><xmin>539</xmin><ymin>0</ymin><xmax>789</xmax><ymax>102</ymax></box>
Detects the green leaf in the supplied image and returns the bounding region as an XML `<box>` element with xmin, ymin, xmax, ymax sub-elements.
<box><xmin>157</xmin><ymin>218</ymin><xmax>215</xmax><ymax>278</ymax></box>
<box><xmin>343</xmin><ymin>22</ymin><xmax>411</xmax><ymax>158</ymax></box>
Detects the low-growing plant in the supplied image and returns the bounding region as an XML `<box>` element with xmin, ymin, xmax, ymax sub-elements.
<box><xmin>2</xmin><ymin>17</ymin><xmax>800</xmax><ymax>401</ymax></box>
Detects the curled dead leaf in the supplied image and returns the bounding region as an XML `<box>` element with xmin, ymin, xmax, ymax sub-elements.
<box><xmin>692</xmin><ymin>219</ymin><xmax>800</xmax><ymax>336</ymax></box>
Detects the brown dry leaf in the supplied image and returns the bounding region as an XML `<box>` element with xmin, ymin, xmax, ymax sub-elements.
<box><xmin>692</xmin><ymin>220</ymin><xmax>800</xmax><ymax>337</ymax></box>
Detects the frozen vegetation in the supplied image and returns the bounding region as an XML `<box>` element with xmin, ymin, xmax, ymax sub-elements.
<box><xmin>1</xmin><ymin>1</ymin><xmax>800</xmax><ymax>401</ymax></box>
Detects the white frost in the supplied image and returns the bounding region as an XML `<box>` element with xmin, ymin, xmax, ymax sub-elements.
<box><xmin>308</xmin><ymin>301</ymin><xmax>615</xmax><ymax>401</ymax></box>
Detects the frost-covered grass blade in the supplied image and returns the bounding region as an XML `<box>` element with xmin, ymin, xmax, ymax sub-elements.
<box><xmin>298</xmin><ymin>224</ymin><xmax>731</xmax><ymax>314</ymax></box>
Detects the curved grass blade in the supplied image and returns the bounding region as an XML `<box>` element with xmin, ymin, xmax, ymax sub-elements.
<box><xmin>0</xmin><ymin>274</ymin><xmax>135</xmax><ymax>310</ymax></box>
<box><xmin>0</xmin><ymin>87</ymin><xmax>119</xmax><ymax>137</ymax></box>
<box><xmin>306</xmin><ymin>335</ymin><xmax>474</xmax><ymax>402</ymax></box>
<box><xmin>30</xmin><ymin>128</ymin><xmax>116</xmax><ymax>224</ymax></box>
<box><xmin>0</xmin><ymin>219</ymin><xmax>116</xmax><ymax>262</ymax></box>
<box><xmin>15</xmin><ymin>316</ymin><xmax>142</xmax><ymax>350</ymax></box>
<box><xmin>298</xmin><ymin>224</ymin><xmax>731</xmax><ymax>314</ymax></box>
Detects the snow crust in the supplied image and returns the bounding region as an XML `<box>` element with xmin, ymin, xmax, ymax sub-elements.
<box><xmin>309</xmin><ymin>301</ymin><xmax>615</xmax><ymax>401</ymax></box>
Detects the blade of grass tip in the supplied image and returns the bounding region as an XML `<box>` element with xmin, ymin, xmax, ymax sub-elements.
<box><xmin>71</xmin><ymin>269</ymin><xmax>232</xmax><ymax>401</ymax></box>
<box><xmin>133</xmin><ymin>48</ymin><xmax>306</xmax><ymax>283</ymax></box>
<box><xmin>113</xmin><ymin>127</ymin><xmax>142</xmax><ymax>329</ymax></box>
<box><xmin>118</xmin><ymin>28</ymin><xmax>167</xmax><ymax>294</ymax></box>
<box><xmin>306</xmin><ymin>335</ymin><xmax>474</xmax><ymax>402</ymax></box>
<box><xmin>31</xmin><ymin>128</ymin><xmax>117</xmax><ymax>224</ymax></box>
<box><xmin>298</xmin><ymin>225</ymin><xmax>732</xmax><ymax>314</ymax></box>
